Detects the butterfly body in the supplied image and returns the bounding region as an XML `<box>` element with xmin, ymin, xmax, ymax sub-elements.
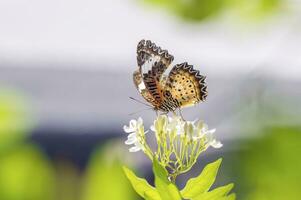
<box><xmin>133</xmin><ymin>39</ymin><xmax>207</xmax><ymax>113</ymax></box>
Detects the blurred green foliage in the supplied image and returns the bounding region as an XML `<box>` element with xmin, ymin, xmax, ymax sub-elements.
<box><xmin>0</xmin><ymin>88</ymin><xmax>139</xmax><ymax>200</ymax></box>
<box><xmin>82</xmin><ymin>143</ymin><xmax>138</xmax><ymax>200</ymax></box>
<box><xmin>140</xmin><ymin>0</ymin><xmax>283</xmax><ymax>22</ymax></box>
<box><xmin>234</xmin><ymin>126</ymin><xmax>301</xmax><ymax>200</ymax></box>
<box><xmin>0</xmin><ymin>89</ymin><xmax>33</xmax><ymax>151</ymax></box>
<box><xmin>0</xmin><ymin>88</ymin><xmax>56</xmax><ymax>200</ymax></box>
<box><xmin>228</xmin><ymin>0</ymin><xmax>282</xmax><ymax>20</ymax></box>
<box><xmin>0</xmin><ymin>145</ymin><xmax>56</xmax><ymax>200</ymax></box>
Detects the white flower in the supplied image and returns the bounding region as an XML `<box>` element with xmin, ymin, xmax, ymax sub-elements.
<box><xmin>185</xmin><ymin>120</ymin><xmax>221</xmax><ymax>148</ymax></box>
<box><xmin>205</xmin><ymin>129</ymin><xmax>223</xmax><ymax>148</ymax></box>
<box><xmin>123</xmin><ymin>118</ymin><xmax>146</xmax><ymax>152</ymax></box>
<box><xmin>167</xmin><ymin>116</ymin><xmax>184</xmax><ymax>135</ymax></box>
<box><xmin>123</xmin><ymin>115</ymin><xmax>223</xmax><ymax>178</ymax></box>
<box><xmin>149</xmin><ymin>115</ymin><xmax>222</xmax><ymax>149</ymax></box>
<box><xmin>151</xmin><ymin>115</ymin><xmax>185</xmax><ymax>136</ymax></box>
<box><xmin>123</xmin><ymin>118</ymin><xmax>141</xmax><ymax>133</ymax></box>
<box><xmin>180</xmin><ymin>119</ymin><xmax>222</xmax><ymax>149</ymax></box>
<box><xmin>150</xmin><ymin>115</ymin><xmax>167</xmax><ymax>133</ymax></box>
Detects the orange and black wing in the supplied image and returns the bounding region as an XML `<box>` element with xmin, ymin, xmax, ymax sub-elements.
<box><xmin>164</xmin><ymin>62</ymin><xmax>207</xmax><ymax>108</ymax></box>
<box><xmin>134</xmin><ymin>39</ymin><xmax>174</xmax><ymax>107</ymax></box>
<box><xmin>133</xmin><ymin>69</ymin><xmax>158</xmax><ymax>107</ymax></box>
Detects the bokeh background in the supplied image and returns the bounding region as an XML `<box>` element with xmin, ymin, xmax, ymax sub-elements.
<box><xmin>0</xmin><ymin>0</ymin><xmax>301</xmax><ymax>199</ymax></box>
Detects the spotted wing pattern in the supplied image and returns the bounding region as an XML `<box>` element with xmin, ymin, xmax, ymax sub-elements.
<box><xmin>164</xmin><ymin>62</ymin><xmax>207</xmax><ymax>108</ymax></box>
<box><xmin>133</xmin><ymin>40</ymin><xmax>208</xmax><ymax>112</ymax></box>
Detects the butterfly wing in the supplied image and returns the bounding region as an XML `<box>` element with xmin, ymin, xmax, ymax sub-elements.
<box><xmin>165</xmin><ymin>62</ymin><xmax>207</xmax><ymax>108</ymax></box>
<box><xmin>134</xmin><ymin>39</ymin><xmax>174</xmax><ymax>107</ymax></box>
<box><xmin>137</xmin><ymin>39</ymin><xmax>174</xmax><ymax>78</ymax></box>
<box><xmin>133</xmin><ymin>69</ymin><xmax>158</xmax><ymax>107</ymax></box>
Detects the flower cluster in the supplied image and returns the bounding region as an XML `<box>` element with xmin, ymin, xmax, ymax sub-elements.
<box><xmin>123</xmin><ymin>115</ymin><xmax>222</xmax><ymax>179</ymax></box>
<box><xmin>123</xmin><ymin>118</ymin><xmax>153</xmax><ymax>159</ymax></box>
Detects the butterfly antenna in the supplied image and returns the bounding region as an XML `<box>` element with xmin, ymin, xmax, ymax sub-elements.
<box><xmin>129</xmin><ymin>97</ymin><xmax>152</xmax><ymax>107</ymax></box>
<box><xmin>128</xmin><ymin>107</ymin><xmax>153</xmax><ymax>116</ymax></box>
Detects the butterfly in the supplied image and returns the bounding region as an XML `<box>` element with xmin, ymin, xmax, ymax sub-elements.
<box><xmin>133</xmin><ymin>39</ymin><xmax>207</xmax><ymax>113</ymax></box>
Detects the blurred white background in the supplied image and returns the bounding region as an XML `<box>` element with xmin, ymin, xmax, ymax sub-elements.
<box><xmin>1</xmin><ymin>0</ymin><xmax>301</xmax><ymax>77</ymax></box>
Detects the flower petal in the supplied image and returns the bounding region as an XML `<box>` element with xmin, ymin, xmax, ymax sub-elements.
<box><xmin>201</xmin><ymin>123</ymin><xmax>209</xmax><ymax>132</ymax></box>
<box><xmin>125</xmin><ymin>133</ymin><xmax>137</xmax><ymax>145</ymax></box>
<box><xmin>129</xmin><ymin>146</ymin><xmax>141</xmax><ymax>152</ymax></box>
<box><xmin>123</xmin><ymin>125</ymin><xmax>135</xmax><ymax>133</ymax></box>
<box><xmin>129</xmin><ymin>119</ymin><xmax>137</xmax><ymax>129</ymax></box>
<box><xmin>127</xmin><ymin>132</ymin><xmax>137</xmax><ymax>138</ymax></box>
<box><xmin>207</xmin><ymin>128</ymin><xmax>216</xmax><ymax>134</ymax></box>
<box><xmin>134</xmin><ymin>141</ymin><xmax>143</xmax><ymax>148</ymax></box>
<box><xmin>210</xmin><ymin>140</ymin><xmax>223</xmax><ymax>148</ymax></box>
<box><xmin>125</xmin><ymin>137</ymin><xmax>137</xmax><ymax>145</ymax></box>
<box><xmin>137</xmin><ymin>117</ymin><xmax>143</xmax><ymax>125</ymax></box>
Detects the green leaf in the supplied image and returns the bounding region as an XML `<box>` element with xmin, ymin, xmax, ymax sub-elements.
<box><xmin>220</xmin><ymin>193</ymin><xmax>236</xmax><ymax>200</ymax></box>
<box><xmin>153</xmin><ymin>158</ymin><xmax>181</xmax><ymax>200</ymax></box>
<box><xmin>192</xmin><ymin>183</ymin><xmax>234</xmax><ymax>200</ymax></box>
<box><xmin>123</xmin><ymin>166</ymin><xmax>161</xmax><ymax>200</ymax></box>
<box><xmin>181</xmin><ymin>158</ymin><xmax>222</xmax><ymax>199</ymax></box>
<box><xmin>144</xmin><ymin>191</ymin><xmax>162</xmax><ymax>200</ymax></box>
